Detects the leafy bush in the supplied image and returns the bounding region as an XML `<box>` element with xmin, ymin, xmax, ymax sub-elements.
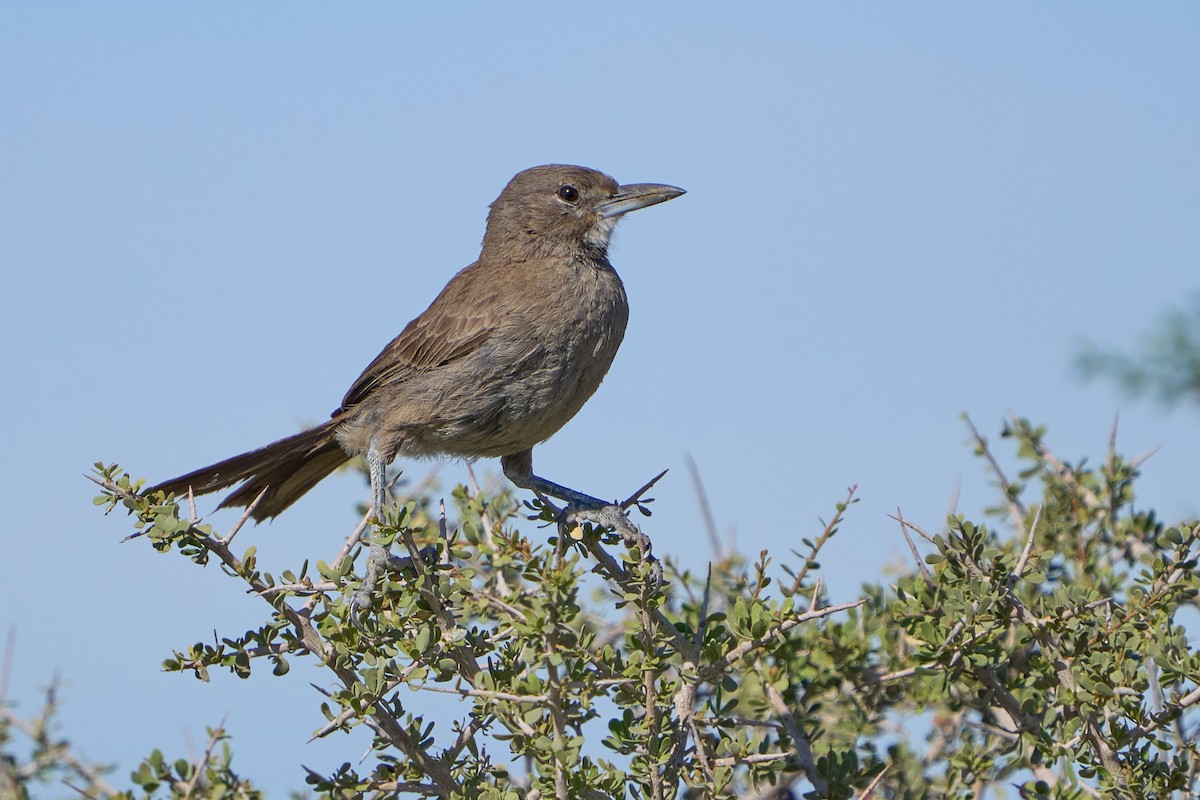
<box><xmin>4</xmin><ymin>417</ymin><xmax>1197</xmax><ymax>799</ymax></box>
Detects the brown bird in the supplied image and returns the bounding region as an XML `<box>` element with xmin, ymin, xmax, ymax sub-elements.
<box><xmin>151</xmin><ymin>164</ymin><xmax>684</xmax><ymax>522</ymax></box>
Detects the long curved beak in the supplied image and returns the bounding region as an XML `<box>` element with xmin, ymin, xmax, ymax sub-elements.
<box><xmin>597</xmin><ymin>183</ymin><xmax>686</xmax><ymax>219</ymax></box>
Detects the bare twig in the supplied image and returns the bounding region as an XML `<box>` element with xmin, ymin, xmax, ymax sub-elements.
<box><xmin>867</xmin><ymin>666</ymin><xmax>920</xmax><ymax>684</ymax></box>
<box><xmin>0</xmin><ymin>625</ymin><xmax>14</xmax><ymax>702</ymax></box>
<box><xmin>177</xmin><ymin>718</ymin><xmax>228</xmax><ymax>798</ymax></box>
<box><xmin>0</xmin><ymin>681</ymin><xmax>119</xmax><ymax>796</ymax></box>
<box><xmin>712</xmin><ymin>752</ymin><xmax>793</xmax><ymax>767</ymax></box>
<box><xmin>220</xmin><ymin>488</ymin><xmax>267</xmax><ymax>545</ymax></box>
<box><xmin>695</xmin><ymin>564</ymin><xmax>713</xmax><ymax>648</ymax></box>
<box><xmin>701</xmin><ymin>600</ymin><xmax>865</xmax><ymax>681</ymax></box>
<box><xmin>941</xmin><ymin>481</ymin><xmax>961</xmax><ymax>535</ymax></box>
<box><xmin>788</xmin><ymin>485</ymin><xmax>857</xmax><ymax>595</ymax></box>
<box><xmin>258</xmin><ymin>580</ymin><xmax>338</xmax><ymax>597</ymax></box>
<box><xmin>686</xmin><ymin>455</ymin><xmax>724</xmax><ymax>557</ymax></box>
<box><xmin>419</xmin><ymin>685</ymin><xmax>548</xmax><ymax>704</ymax></box>
<box><xmin>1009</xmin><ymin>504</ymin><xmax>1043</xmax><ymax>587</ymax></box>
<box><xmin>688</xmin><ymin>715</ymin><xmax>716</xmax><ymax>785</ymax></box>
<box><xmin>897</xmin><ymin>507</ymin><xmax>934</xmax><ymax>587</ymax></box>
<box><xmin>304</xmin><ymin>509</ymin><xmax>372</xmax><ymax>613</ymax></box>
<box><xmin>545</xmin><ymin>638</ymin><xmax>570</xmax><ymax>800</ymax></box>
<box><xmin>444</xmin><ymin>713</ymin><xmax>488</xmax><ymax>762</ymax></box>
<box><xmin>394</xmin><ymin>509</ymin><xmax>479</xmax><ymax>681</ymax></box>
<box><xmin>642</xmin><ymin>605</ymin><xmax>665</xmax><ymax>800</ymax></box>
<box><xmin>1128</xmin><ymin>445</ymin><xmax>1162</xmax><ymax>471</ymax></box>
<box><xmin>890</xmin><ymin>513</ymin><xmax>938</xmax><ymax>545</ymax></box>
<box><xmin>765</xmin><ymin>680</ymin><xmax>828</xmax><ymax>795</ymax></box>
<box><xmin>964</xmin><ymin>414</ymin><xmax>1027</xmax><ymax>531</ymax></box>
<box><xmin>466</xmin><ymin>462</ymin><xmax>510</xmax><ymax>595</ymax></box>
<box><xmin>620</xmin><ymin>468</ymin><xmax>670</xmax><ymax>511</ymax></box>
<box><xmin>857</xmin><ymin>763</ymin><xmax>891</xmax><ymax>799</ymax></box>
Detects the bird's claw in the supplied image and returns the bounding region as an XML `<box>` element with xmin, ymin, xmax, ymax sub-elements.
<box><xmin>349</xmin><ymin>538</ymin><xmax>441</xmax><ymax>633</ymax></box>
<box><xmin>350</xmin><ymin>590</ymin><xmax>373</xmax><ymax>632</ymax></box>
<box><xmin>557</xmin><ymin>501</ymin><xmax>664</xmax><ymax>594</ymax></box>
<box><xmin>349</xmin><ymin>540</ymin><xmax>385</xmax><ymax>632</ymax></box>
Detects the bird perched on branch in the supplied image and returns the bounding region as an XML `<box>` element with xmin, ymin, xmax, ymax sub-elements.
<box><xmin>151</xmin><ymin>164</ymin><xmax>684</xmax><ymax>523</ymax></box>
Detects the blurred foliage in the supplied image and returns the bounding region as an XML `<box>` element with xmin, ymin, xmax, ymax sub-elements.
<box><xmin>4</xmin><ymin>417</ymin><xmax>1200</xmax><ymax>798</ymax></box>
<box><xmin>1077</xmin><ymin>294</ymin><xmax>1200</xmax><ymax>408</ymax></box>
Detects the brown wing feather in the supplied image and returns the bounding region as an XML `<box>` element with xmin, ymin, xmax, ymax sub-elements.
<box><xmin>339</xmin><ymin>268</ymin><xmax>499</xmax><ymax>411</ymax></box>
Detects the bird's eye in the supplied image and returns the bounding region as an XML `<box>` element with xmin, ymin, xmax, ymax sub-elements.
<box><xmin>557</xmin><ymin>184</ymin><xmax>579</xmax><ymax>203</ymax></box>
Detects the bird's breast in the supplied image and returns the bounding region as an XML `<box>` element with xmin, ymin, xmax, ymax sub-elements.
<box><xmin>464</xmin><ymin>260</ymin><xmax>629</xmax><ymax>454</ymax></box>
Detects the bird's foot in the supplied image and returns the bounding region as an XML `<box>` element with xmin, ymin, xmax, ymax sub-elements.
<box><xmin>350</xmin><ymin>528</ymin><xmax>439</xmax><ymax>632</ymax></box>
<box><xmin>349</xmin><ymin>541</ymin><xmax>384</xmax><ymax>629</ymax></box>
<box><xmin>562</xmin><ymin>503</ymin><xmax>664</xmax><ymax>594</ymax></box>
<box><xmin>529</xmin><ymin>469</ymin><xmax>669</xmax><ymax>593</ymax></box>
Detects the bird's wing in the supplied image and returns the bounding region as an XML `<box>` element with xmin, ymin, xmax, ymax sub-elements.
<box><xmin>338</xmin><ymin>304</ymin><xmax>496</xmax><ymax>412</ymax></box>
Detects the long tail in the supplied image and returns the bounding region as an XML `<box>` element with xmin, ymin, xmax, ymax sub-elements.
<box><xmin>150</xmin><ymin>418</ymin><xmax>350</xmax><ymax>522</ymax></box>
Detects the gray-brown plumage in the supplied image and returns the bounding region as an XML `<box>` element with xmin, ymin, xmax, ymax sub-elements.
<box><xmin>151</xmin><ymin>165</ymin><xmax>684</xmax><ymax>521</ymax></box>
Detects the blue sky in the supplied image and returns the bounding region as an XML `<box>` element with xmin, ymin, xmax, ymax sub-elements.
<box><xmin>3</xmin><ymin>4</ymin><xmax>1199</xmax><ymax>794</ymax></box>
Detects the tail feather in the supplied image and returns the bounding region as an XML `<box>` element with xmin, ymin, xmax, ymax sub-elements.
<box><xmin>150</xmin><ymin>419</ymin><xmax>350</xmax><ymax>521</ymax></box>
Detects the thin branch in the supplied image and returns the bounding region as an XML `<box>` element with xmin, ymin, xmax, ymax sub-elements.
<box><xmin>0</xmin><ymin>686</ymin><xmax>119</xmax><ymax>796</ymax></box>
<box><xmin>257</xmin><ymin>580</ymin><xmax>339</xmax><ymax>597</ymax></box>
<box><xmin>866</xmin><ymin>666</ymin><xmax>921</xmax><ymax>684</ymax></box>
<box><xmin>304</xmin><ymin>509</ymin><xmax>372</xmax><ymax>614</ymax></box>
<box><xmin>941</xmin><ymin>481</ymin><xmax>961</xmax><ymax>535</ymax></box>
<box><xmin>765</xmin><ymin>681</ymin><xmax>828</xmax><ymax>795</ymax></box>
<box><xmin>0</xmin><ymin>625</ymin><xmax>14</xmax><ymax>702</ymax></box>
<box><xmin>688</xmin><ymin>716</ymin><xmax>716</xmax><ymax>788</ymax></box>
<box><xmin>444</xmin><ymin>713</ymin><xmax>488</xmax><ymax>762</ymax></box>
<box><xmin>890</xmin><ymin>513</ymin><xmax>938</xmax><ymax>545</ymax></box>
<box><xmin>686</xmin><ymin>455</ymin><xmax>724</xmax><ymax>557</ymax></box>
<box><xmin>393</xmin><ymin>505</ymin><xmax>480</xmax><ymax>681</ymax></box>
<box><xmin>712</xmin><ymin>752</ymin><xmax>793</xmax><ymax>767</ymax></box>
<box><xmin>366</xmin><ymin>779</ymin><xmax>443</xmax><ymax>795</ymax></box>
<box><xmin>545</xmin><ymin>638</ymin><xmax>570</xmax><ymax>800</ymax></box>
<box><xmin>964</xmin><ymin>414</ymin><xmax>1027</xmax><ymax>531</ymax></box>
<box><xmin>1128</xmin><ymin>445</ymin><xmax>1162</xmax><ymax>471</ymax></box>
<box><xmin>1119</xmin><ymin>683</ymin><xmax>1200</xmax><ymax>745</ymax></box>
<box><xmin>857</xmin><ymin>763</ymin><xmax>891</xmax><ymax>799</ymax></box>
<box><xmin>897</xmin><ymin>507</ymin><xmax>934</xmax><ymax>587</ymax></box>
<box><xmin>700</xmin><ymin>600</ymin><xmax>865</xmax><ymax>680</ymax></box>
<box><xmin>619</xmin><ymin>468</ymin><xmax>670</xmax><ymax>511</ymax></box>
<box><xmin>220</xmin><ymin>488</ymin><xmax>267</xmax><ymax>545</ymax></box>
<box><xmin>581</xmin><ymin>535</ymin><xmax>695</xmax><ymax>658</ymax></box>
<box><xmin>695</xmin><ymin>564</ymin><xmax>713</xmax><ymax>648</ymax></box>
<box><xmin>466</xmin><ymin>461</ymin><xmax>510</xmax><ymax>596</ymax></box>
<box><xmin>418</xmin><ymin>685</ymin><xmax>549</xmax><ymax>704</ymax></box>
<box><xmin>177</xmin><ymin>718</ymin><xmax>228</xmax><ymax>798</ymax></box>
<box><xmin>788</xmin><ymin>485</ymin><xmax>857</xmax><ymax>595</ymax></box>
<box><xmin>1009</xmin><ymin>504</ymin><xmax>1043</xmax><ymax>587</ymax></box>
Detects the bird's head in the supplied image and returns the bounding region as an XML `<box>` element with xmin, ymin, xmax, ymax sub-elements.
<box><xmin>483</xmin><ymin>164</ymin><xmax>684</xmax><ymax>258</ymax></box>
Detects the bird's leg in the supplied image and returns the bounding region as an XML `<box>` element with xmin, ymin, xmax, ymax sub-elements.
<box><xmin>353</xmin><ymin>438</ymin><xmax>395</xmax><ymax>622</ymax></box>
<box><xmin>501</xmin><ymin>450</ymin><xmax>610</xmax><ymax>510</ymax></box>
<box><xmin>367</xmin><ymin>437</ymin><xmax>390</xmax><ymax>520</ymax></box>
<box><xmin>362</xmin><ymin>441</ymin><xmax>391</xmax><ymax>578</ymax></box>
<box><xmin>502</xmin><ymin>450</ymin><xmax>663</xmax><ymax>592</ymax></box>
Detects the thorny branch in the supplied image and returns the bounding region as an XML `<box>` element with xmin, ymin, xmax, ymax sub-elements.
<box><xmin>89</xmin><ymin>463</ymin><xmax>891</xmax><ymax>797</ymax></box>
<box><xmin>88</xmin><ymin>473</ymin><xmax>464</xmax><ymax>796</ymax></box>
